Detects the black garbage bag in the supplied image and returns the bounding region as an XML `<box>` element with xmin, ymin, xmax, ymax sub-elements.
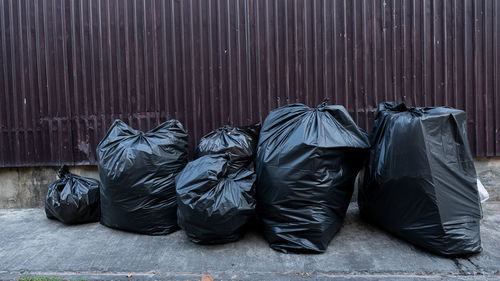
<box><xmin>97</xmin><ymin>119</ymin><xmax>188</xmax><ymax>235</ymax></box>
<box><xmin>45</xmin><ymin>165</ymin><xmax>101</xmax><ymax>224</ymax></box>
<box><xmin>255</xmin><ymin>101</ymin><xmax>370</xmax><ymax>253</ymax></box>
<box><xmin>176</xmin><ymin>154</ymin><xmax>256</xmax><ymax>244</ymax></box>
<box><xmin>358</xmin><ymin>102</ymin><xmax>482</xmax><ymax>256</ymax></box>
<box><xmin>195</xmin><ymin>123</ymin><xmax>260</xmax><ymax>173</ymax></box>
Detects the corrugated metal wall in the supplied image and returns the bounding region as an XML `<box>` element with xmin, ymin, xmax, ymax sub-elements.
<box><xmin>0</xmin><ymin>0</ymin><xmax>499</xmax><ymax>166</ymax></box>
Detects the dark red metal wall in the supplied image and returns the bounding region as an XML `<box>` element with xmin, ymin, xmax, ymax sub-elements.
<box><xmin>1</xmin><ymin>0</ymin><xmax>499</xmax><ymax>166</ymax></box>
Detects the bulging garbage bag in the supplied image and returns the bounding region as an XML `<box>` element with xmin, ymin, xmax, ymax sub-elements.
<box><xmin>176</xmin><ymin>154</ymin><xmax>256</xmax><ymax>244</ymax></box>
<box><xmin>97</xmin><ymin>119</ymin><xmax>188</xmax><ymax>235</ymax></box>
<box><xmin>195</xmin><ymin>123</ymin><xmax>260</xmax><ymax>173</ymax></box>
<box><xmin>358</xmin><ymin>102</ymin><xmax>482</xmax><ymax>256</ymax></box>
<box><xmin>256</xmin><ymin>101</ymin><xmax>370</xmax><ymax>253</ymax></box>
<box><xmin>45</xmin><ymin>165</ymin><xmax>101</xmax><ymax>224</ymax></box>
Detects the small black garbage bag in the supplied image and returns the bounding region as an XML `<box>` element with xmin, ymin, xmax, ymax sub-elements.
<box><xmin>358</xmin><ymin>102</ymin><xmax>482</xmax><ymax>256</ymax></box>
<box><xmin>195</xmin><ymin>123</ymin><xmax>261</xmax><ymax>173</ymax></box>
<box><xmin>176</xmin><ymin>154</ymin><xmax>256</xmax><ymax>244</ymax></box>
<box><xmin>45</xmin><ymin>165</ymin><xmax>101</xmax><ymax>224</ymax></box>
<box><xmin>97</xmin><ymin>119</ymin><xmax>188</xmax><ymax>235</ymax></box>
<box><xmin>255</xmin><ymin>101</ymin><xmax>370</xmax><ymax>253</ymax></box>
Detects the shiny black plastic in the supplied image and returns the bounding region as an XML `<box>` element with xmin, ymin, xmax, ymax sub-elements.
<box><xmin>97</xmin><ymin>119</ymin><xmax>188</xmax><ymax>235</ymax></box>
<box><xmin>45</xmin><ymin>165</ymin><xmax>101</xmax><ymax>224</ymax></box>
<box><xmin>358</xmin><ymin>102</ymin><xmax>482</xmax><ymax>256</ymax></box>
<box><xmin>176</xmin><ymin>154</ymin><xmax>257</xmax><ymax>244</ymax></box>
<box><xmin>255</xmin><ymin>101</ymin><xmax>370</xmax><ymax>253</ymax></box>
<box><xmin>195</xmin><ymin>123</ymin><xmax>260</xmax><ymax>173</ymax></box>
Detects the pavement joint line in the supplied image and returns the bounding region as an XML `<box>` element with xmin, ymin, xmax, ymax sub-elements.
<box><xmin>4</xmin><ymin>270</ymin><xmax>500</xmax><ymax>277</ymax></box>
<box><xmin>452</xmin><ymin>258</ymin><xmax>467</xmax><ymax>275</ymax></box>
<box><xmin>465</xmin><ymin>257</ymin><xmax>483</xmax><ymax>272</ymax></box>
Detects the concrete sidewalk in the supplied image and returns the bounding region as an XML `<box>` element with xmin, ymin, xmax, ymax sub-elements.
<box><xmin>0</xmin><ymin>203</ymin><xmax>499</xmax><ymax>281</ymax></box>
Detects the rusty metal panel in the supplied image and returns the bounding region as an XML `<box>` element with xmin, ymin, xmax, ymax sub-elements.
<box><xmin>0</xmin><ymin>0</ymin><xmax>499</xmax><ymax>167</ymax></box>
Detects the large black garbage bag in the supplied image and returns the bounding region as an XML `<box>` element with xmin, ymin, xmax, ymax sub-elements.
<box><xmin>97</xmin><ymin>119</ymin><xmax>188</xmax><ymax>235</ymax></box>
<box><xmin>195</xmin><ymin>123</ymin><xmax>260</xmax><ymax>173</ymax></box>
<box><xmin>358</xmin><ymin>102</ymin><xmax>482</xmax><ymax>256</ymax></box>
<box><xmin>256</xmin><ymin>101</ymin><xmax>370</xmax><ymax>253</ymax></box>
<box><xmin>45</xmin><ymin>165</ymin><xmax>101</xmax><ymax>224</ymax></box>
<box><xmin>176</xmin><ymin>154</ymin><xmax>256</xmax><ymax>244</ymax></box>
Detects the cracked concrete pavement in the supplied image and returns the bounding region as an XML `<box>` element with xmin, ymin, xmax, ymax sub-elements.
<box><xmin>0</xmin><ymin>202</ymin><xmax>499</xmax><ymax>280</ymax></box>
